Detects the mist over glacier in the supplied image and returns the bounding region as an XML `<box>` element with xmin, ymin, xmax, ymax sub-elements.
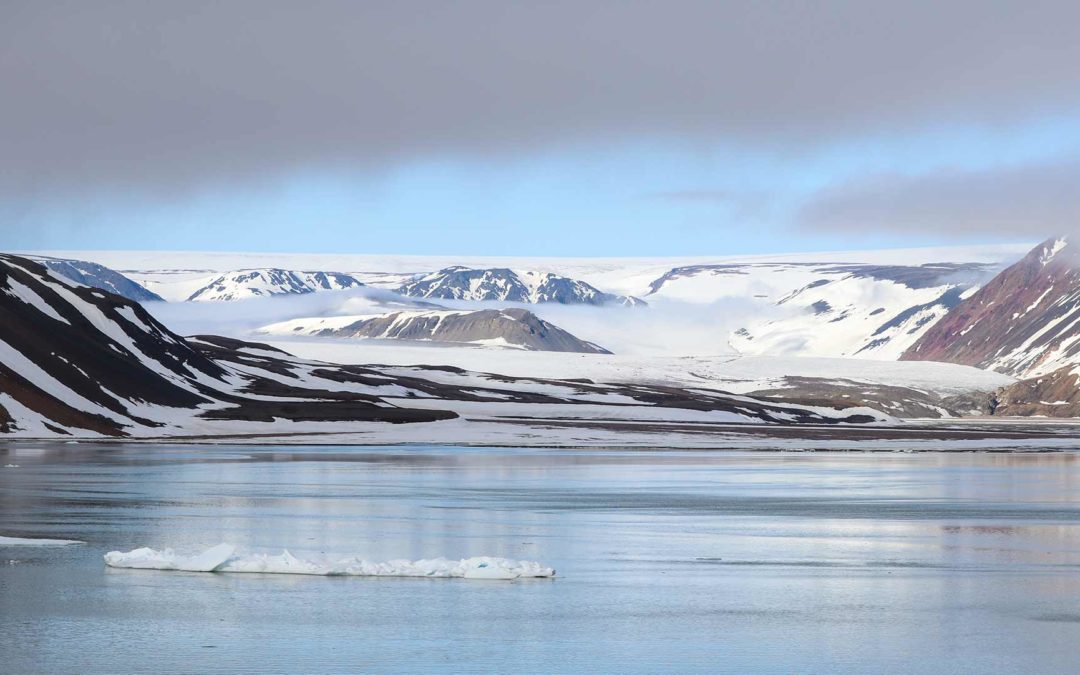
<box><xmin>144</xmin><ymin>286</ymin><xmax>425</xmax><ymax>340</ymax></box>
<box><xmin>144</xmin><ymin>286</ymin><xmax>784</xmax><ymax>358</ymax></box>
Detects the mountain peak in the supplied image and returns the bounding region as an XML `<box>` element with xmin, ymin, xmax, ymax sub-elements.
<box><xmin>186</xmin><ymin>268</ymin><xmax>364</xmax><ymax>301</ymax></box>
<box><xmin>398</xmin><ymin>266</ymin><xmax>645</xmax><ymax>306</ymax></box>
<box><xmin>1034</xmin><ymin>235</ymin><xmax>1073</xmax><ymax>267</ymax></box>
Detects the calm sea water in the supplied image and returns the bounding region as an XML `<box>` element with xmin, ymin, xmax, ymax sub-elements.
<box><xmin>3</xmin><ymin>443</ymin><xmax>1080</xmax><ymax>673</ymax></box>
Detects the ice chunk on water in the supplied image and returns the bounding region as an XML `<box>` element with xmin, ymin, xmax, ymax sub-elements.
<box><xmin>103</xmin><ymin>543</ymin><xmax>236</xmax><ymax>572</ymax></box>
<box><xmin>104</xmin><ymin>544</ymin><xmax>555</xmax><ymax>579</ymax></box>
<box><xmin>0</xmin><ymin>535</ymin><xmax>83</xmax><ymax>546</ymax></box>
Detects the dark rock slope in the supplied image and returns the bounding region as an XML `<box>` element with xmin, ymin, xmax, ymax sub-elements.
<box><xmin>0</xmin><ymin>254</ymin><xmax>449</xmax><ymax>435</ymax></box>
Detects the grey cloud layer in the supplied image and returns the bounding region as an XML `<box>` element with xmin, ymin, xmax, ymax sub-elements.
<box><xmin>3</xmin><ymin>0</ymin><xmax>1080</xmax><ymax>200</ymax></box>
<box><xmin>798</xmin><ymin>160</ymin><xmax>1080</xmax><ymax>236</ymax></box>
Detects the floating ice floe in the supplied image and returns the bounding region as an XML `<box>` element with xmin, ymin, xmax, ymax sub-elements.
<box><xmin>104</xmin><ymin>544</ymin><xmax>555</xmax><ymax>579</ymax></box>
<box><xmin>0</xmin><ymin>535</ymin><xmax>84</xmax><ymax>546</ymax></box>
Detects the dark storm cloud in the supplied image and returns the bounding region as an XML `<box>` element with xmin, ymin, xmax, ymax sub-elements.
<box><xmin>3</xmin><ymin>0</ymin><xmax>1080</xmax><ymax>199</ymax></box>
<box><xmin>798</xmin><ymin>159</ymin><xmax>1080</xmax><ymax>236</ymax></box>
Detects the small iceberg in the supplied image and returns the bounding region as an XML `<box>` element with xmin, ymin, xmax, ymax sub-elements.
<box><xmin>104</xmin><ymin>544</ymin><xmax>555</xmax><ymax>580</ymax></box>
<box><xmin>0</xmin><ymin>535</ymin><xmax>84</xmax><ymax>546</ymax></box>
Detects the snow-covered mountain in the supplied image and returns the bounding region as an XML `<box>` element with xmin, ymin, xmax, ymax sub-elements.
<box><xmin>186</xmin><ymin>269</ymin><xmax>365</xmax><ymax>301</ymax></box>
<box><xmin>0</xmin><ymin>253</ymin><xmax>493</xmax><ymax>435</ymax></box>
<box><xmin>647</xmin><ymin>261</ymin><xmax>996</xmax><ymax>359</ymax></box>
<box><xmin>398</xmin><ymin>266</ymin><xmax>646</xmax><ymax>306</ymax></box>
<box><xmin>31</xmin><ymin>243</ymin><xmax>1026</xmax><ymax>303</ymax></box>
<box><xmin>0</xmin><ymin>253</ymin><xmax>231</xmax><ymax>436</ymax></box>
<box><xmin>28</xmin><ymin>255</ymin><xmax>164</xmax><ymax>302</ymax></box>
<box><xmin>897</xmin><ymin>238</ymin><xmax>1080</xmax><ymax>417</ymax></box>
<box><xmin>261</xmin><ymin>308</ymin><xmax>611</xmax><ymax>353</ymax></box>
<box><xmin>23</xmin><ymin>245</ymin><xmax>1026</xmax><ymax>362</ymax></box>
<box><xmin>902</xmin><ymin>238</ymin><xmax>1080</xmax><ymax>378</ymax></box>
<box><xmin>0</xmin><ymin>253</ymin><xmax>890</xmax><ymax>437</ymax></box>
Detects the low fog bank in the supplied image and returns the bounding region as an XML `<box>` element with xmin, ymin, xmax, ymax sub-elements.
<box><xmin>143</xmin><ymin>287</ymin><xmax>794</xmax><ymax>358</ymax></box>
<box><xmin>146</xmin><ymin>286</ymin><xmax>424</xmax><ymax>338</ymax></box>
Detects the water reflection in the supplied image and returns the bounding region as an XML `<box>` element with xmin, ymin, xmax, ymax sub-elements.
<box><xmin>2</xmin><ymin>444</ymin><xmax>1080</xmax><ymax>672</ymax></box>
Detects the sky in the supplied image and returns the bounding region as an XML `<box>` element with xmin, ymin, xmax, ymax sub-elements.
<box><xmin>2</xmin><ymin>1</ymin><xmax>1078</xmax><ymax>256</ymax></box>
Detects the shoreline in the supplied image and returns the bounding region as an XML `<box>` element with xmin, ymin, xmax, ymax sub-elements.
<box><xmin>4</xmin><ymin>416</ymin><xmax>1080</xmax><ymax>451</ymax></box>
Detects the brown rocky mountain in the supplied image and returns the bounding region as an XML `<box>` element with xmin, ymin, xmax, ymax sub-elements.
<box><xmin>992</xmin><ymin>366</ymin><xmax>1080</xmax><ymax>417</ymax></box>
<box><xmin>901</xmin><ymin>237</ymin><xmax>1080</xmax><ymax>378</ymax></box>
<box><xmin>900</xmin><ymin>237</ymin><xmax>1080</xmax><ymax>417</ymax></box>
